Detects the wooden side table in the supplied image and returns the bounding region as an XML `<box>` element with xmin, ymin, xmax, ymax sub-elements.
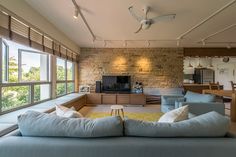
<box><xmin>110</xmin><ymin>105</ymin><xmax>124</xmax><ymax>118</ymax></box>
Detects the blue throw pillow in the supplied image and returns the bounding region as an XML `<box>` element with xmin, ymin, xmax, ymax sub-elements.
<box><xmin>18</xmin><ymin>111</ymin><xmax>123</xmax><ymax>138</ymax></box>
<box><xmin>124</xmin><ymin>111</ymin><xmax>229</xmax><ymax>137</ymax></box>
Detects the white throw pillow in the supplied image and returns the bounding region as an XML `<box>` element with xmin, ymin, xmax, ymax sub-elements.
<box><xmin>158</xmin><ymin>105</ymin><xmax>189</xmax><ymax>123</ymax></box>
<box><xmin>55</xmin><ymin>105</ymin><xmax>83</xmax><ymax>118</ymax></box>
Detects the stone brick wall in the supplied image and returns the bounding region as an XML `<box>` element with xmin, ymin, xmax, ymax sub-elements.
<box><xmin>79</xmin><ymin>48</ymin><xmax>184</xmax><ymax>92</ymax></box>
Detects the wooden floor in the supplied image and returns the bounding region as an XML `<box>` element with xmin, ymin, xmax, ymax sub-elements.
<box><xmin>80</xmin><ymin>104</ymin><xmax>236</xmax><ymax>134</ymax></box>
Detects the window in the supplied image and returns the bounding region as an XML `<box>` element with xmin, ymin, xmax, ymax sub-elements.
<box><xmin>56</xmin><ymin>58</ymin><xmax>75</xmax><ymax>97</ymax></box>
<box><xmin>0</xmin><ymin>38</ymin><xmax>76</xmax><ymax>114</ymax></box>
<box><xmin>20</xmin><ymin>50</ymin><xmax>49</xmax><ymax>82</ymax></box>
<box><xmin>1</xmin><ymin>86</ymin><xmax>30</xmax><ymax>111</ymax></box>
<box><xmin>2</xmin><ymin>41</ymin><xmax>8</xmax><ymax>83</ymax></box>
<box><xmin>57</xmin><ymin>58</ymin><xmax>66</xmax><ymax>81</ymax></box>
<box><xmin>0</xmin><ymin>39</ymin><xmax>51</xmax><ymax>112</ymax></box>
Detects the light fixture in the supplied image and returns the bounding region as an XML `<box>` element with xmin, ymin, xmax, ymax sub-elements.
<box><xmin>92</xmin><ymin>39</ymin><xmax>95</xmax><ymax>48</ymax></box>
<box><xmin>208</xmin><ymin>57</ymin><xmax>214</xmax><ymax>68</ymax></box>
<box><xmin>197</xmin><ymin>57</ymin><xmax>203</xmax><ymax>68</ymax></box>
<box><xmin>227</xmin><ymin>44</ymin><xmax>231</xmax><ymax>49</ymax></box>
<box><xmin>187</xmin><ymin>58</ymin><xmax>193</xmax><ymax>68</ymax></box>
<box><xmin>73</xmin><ymin>8</ymin><xmax>79</xmax><ymax>19</ymax></box>
<box><xmin>146</xmin><ymin>40</ymin><xmax>150</xmax><ymax>47</ymax></box>
<box><xmin>103</xmin><ymin>40</ymin><xmax>107</xmax><ymax>47</ymax></box>
<box><xmin>201</xmin><ymin>39</ymin><xmax>206</xmax><ymax>46</ymax></box>
<box><xmin>123</xmin><ymin>40</ymin><xmax>127</xmax><ymax>47</ymax></box>
<box><xmin>176</xmin><ymin>39</ymin><xmax>180</xmax><ymax>47</ymax></box>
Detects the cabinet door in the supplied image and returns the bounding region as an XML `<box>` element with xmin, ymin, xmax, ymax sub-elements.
<box><xmin>86</xmin><ymin>94</ymin><xmax>102</xmax><ymax>105</ymax></box>
<box><xmin>117</xmin><ymin>94</ymin><xmax>130</xmax><ymax>104</ymax></box>
<box><xmin>130</xmin><ymin>94</ymin><xmax>146</xmax><ymax>105</ymax></box>
<box><xmin>102</xmin><ymin>94</ymin><xmax>117</xmax><ymax>104</ymax></box>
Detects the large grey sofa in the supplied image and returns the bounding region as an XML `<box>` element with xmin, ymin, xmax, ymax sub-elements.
<box><xmin>0</xmin><ymin>111</ymin><xmax>236</xmax><ymax>157</ymax></box>
<box><xmin>1</xmin><ymin>135</ymin><xmax>236</xmax><ymax>157</ymax></box>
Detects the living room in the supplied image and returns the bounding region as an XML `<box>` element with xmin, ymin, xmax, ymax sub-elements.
<box><xmin>0</xmin><ymin>0</ymin><xmax>236</xmax><ymax>157</ymax></box>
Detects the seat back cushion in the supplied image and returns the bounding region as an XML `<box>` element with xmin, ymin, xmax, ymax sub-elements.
<box><xmin>18</xmin><ymin>111</ymin><xmax>123</xmax><ymax>138</ymax></box>
<box><xmin>125</xmin><ymin>111</ymin><xmax>229</xmax><ymax>137</ymax></box>
<box><xmin>184</xmin><ymin>91</ymin><xmax>215</xmax><ymax>102</ymax></box>
<box><xmin>158</xmin><ymin>105</ymin><xmax>189</xmax><ymax>123</ymax></box>
<box><xmin>55</xmin><ymin>105</ymin><xmax>83</xmax><ymax>118</ymax></box>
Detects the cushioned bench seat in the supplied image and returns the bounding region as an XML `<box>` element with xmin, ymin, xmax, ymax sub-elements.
<box><xmin>0</xmin><ymin>93</ymin><xmax>85</xmax><ymax>136</ymax></box>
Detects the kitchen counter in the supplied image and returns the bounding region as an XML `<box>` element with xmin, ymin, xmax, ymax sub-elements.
<box><xmin>183</xmin><ymin>84</ymin><xmax>223</xmax><ymax>93</ymax></box>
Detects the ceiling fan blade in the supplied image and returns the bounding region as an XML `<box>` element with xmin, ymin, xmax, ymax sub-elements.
<box><xmin>128</xmin><ymin>6</ymin><xmax>143</xmax><ymax>22</ymax></box>
<box><xmin>151</xmin><ymin>14</ymin><xmax>176</xmax><ymax>23</ymax></box>
<box><xmin>134</xmin><ymin>24</ymin><xmax>142</xmax><ymax>33</ymax></box>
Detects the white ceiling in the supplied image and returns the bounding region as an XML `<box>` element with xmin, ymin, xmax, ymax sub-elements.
<box><xmin>25</xmin><ymin>0</ymin><xmax>236</xmax><ymax>48</ymax></box>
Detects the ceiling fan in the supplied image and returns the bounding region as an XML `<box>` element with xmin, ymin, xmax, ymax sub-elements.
<box><xmin>128</xmin><ymin>6</ymin><xmax>176</xmax><ymax>33</ymax></box>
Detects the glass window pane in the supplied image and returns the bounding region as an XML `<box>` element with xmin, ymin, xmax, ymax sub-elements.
<box><xmin>56</xmin><ymin>83</ymin><xmax>66</xmax><ymax>96</ymax></box>
<box><xmin>67</xmin><ymin>82</ymin><xmax>75</xmax><ymax>93</ymax></box>
<box><xmin>34</xmin><ymin>84</ymin><xmax>50</xmax><ymax>102</ymax></box>
<box><xmin>4</xmin><ymin>39</ymin><xmax>41</xmax><ymax>83</ymax></box>
<box><xmin>67</xmin><ymin>61</ymin><xmax>74</xmax><ymax>80</ymax></box>
<box><xmin>1</xmin><ymin>86</ymin><xmax>30</xmax><ymax>111</ymax></box>
<box><xmin>21</xmin><ymin>51</ymin><xmax>48</xmax><ymax>82</ymax></box>
<box><xmin>2</xmin><ymin>41</ymin><xmax>8</xmax><ymax>82</ymax></box>
<box><xmin>57</xmin><ymin>58</ymin><xmax>66</xmax><ymax>80</ymax></box>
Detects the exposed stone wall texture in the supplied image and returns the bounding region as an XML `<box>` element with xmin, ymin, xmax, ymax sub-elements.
<box><xmin>79</xmin><ymin>48</ymin><xmax>183</xmax><ymax>92</ymax></box>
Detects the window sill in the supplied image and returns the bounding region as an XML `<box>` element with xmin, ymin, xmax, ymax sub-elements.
<box><xmin>0</xmin><ymin>93</ymin><xmax>85</xmax><ymax>137</ymax></box>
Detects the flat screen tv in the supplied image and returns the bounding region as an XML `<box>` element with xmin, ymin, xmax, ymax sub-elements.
<box><xmin>102</xmin><ymin>76</ymin><xmax>131</xmax><ymax>93</ymax></box>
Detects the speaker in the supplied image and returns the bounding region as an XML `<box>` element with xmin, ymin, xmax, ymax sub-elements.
<box><xmin>95</xmin><ymin>81</ymin><xmax>102</xmax><ymax>93</ymax></box>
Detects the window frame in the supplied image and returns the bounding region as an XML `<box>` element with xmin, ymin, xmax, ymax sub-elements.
<box><xmin>56</xmin><ymin>57</ymin><xmax>75</xmax><ymax>97</ymax></box>
<box><xmin>1</xmin><ymin>40</ymin><xmax>9</xmax><ymax>83</ymax></box>
<box><xmin>0</xmin><ymin>38</ymin><xmax>52</xmax><ymax>114</ymax></box>
<box><xmin>18</xmin><ymin>49</ymin><xmax>50</xmax><ymax>83</ymax></box>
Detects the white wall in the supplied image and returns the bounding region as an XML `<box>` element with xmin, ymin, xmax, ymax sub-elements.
<box><xmin>0</xmin><ymin>0</ymin><xmax>79</xmax><ymax>52</ymax></box>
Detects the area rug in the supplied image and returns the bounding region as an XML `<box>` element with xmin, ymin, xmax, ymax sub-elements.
<box><xmin>86</xmin><ymin>112</ymin><xmax>163</xmax><ymax>122</ymax></box>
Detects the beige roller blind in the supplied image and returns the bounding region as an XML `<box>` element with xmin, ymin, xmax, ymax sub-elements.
<box><xmin>30</xmin><ymin>28</ymin><xmax>43</xmax><ymax>51</ymax></box>
<box><xmin>0</xmin><ymin>11</ymin><xmax>9</xmax><ymax>38</ymax></box>
<box><xmin>0</xmin><ymin>9</ymin><xmax>79</xmax><ymax>62</ymax></box>
<box><xmin>53</xmin><ymin>42</ymin><xmax>60</xmax><ymax>56</ymax></box>
<box><xmin>60</xmin><ymin>46</ymin><xmax>67</xmax><ymax>59</ymax></box>
<box><xmin>43</xmin><ymin>36</ymin><xmax>53</xmax><ymax>54</ymax></box>
<box><xmin>11</xmin><ymin>17</ymin><xmax>29</xmax><ymax>46</ymax></box>
<box><xmin>67</xmin><ymin>49</ymin><xmax>73</xmax><ymax>61</ymax></box>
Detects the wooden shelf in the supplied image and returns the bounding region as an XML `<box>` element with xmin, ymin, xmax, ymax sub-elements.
<box><xmin>86</xmin><ymin>93</ymin><xmax>146</xmax><ymax>105</ymax></box>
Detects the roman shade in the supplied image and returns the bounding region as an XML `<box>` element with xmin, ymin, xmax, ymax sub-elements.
<box><xmin>0</xmin><ymin>9</ymin><xmax>79</xmax><ymax>62</ymax></box>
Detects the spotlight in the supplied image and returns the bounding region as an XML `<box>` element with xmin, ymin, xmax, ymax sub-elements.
<box><xmin>123</xmin><ymin>40</ymin><xmax>127</xmax><ymax>47</ymax></box>
<box><xmin>177</xmin><ymin>40</ymin><xmax>180</xmax><ymax>47</ymax></box>
<box><xmin>103</xmin><ymin>40</ymin><xmax>107</xmax><ymax>47</ymax></box>
<box><xmin>73</xmin><ymin>8</ymin><xmax>79</xmax><ymax>19</ymax></box>
<box><xmin>146</xmin><ymin>40</ymin><xmax>150</xmax><ymax>47</ymax></box>
<box><xmin>201</xmin><ymin>40</ymin><xmax>206</xmax><ymax>46</ymax></box>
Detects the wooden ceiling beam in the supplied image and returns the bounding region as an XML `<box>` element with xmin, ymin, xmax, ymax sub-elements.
<box><xmin>184</xmin><ymin>48</ymin><xmax>236</xmax><ymax>57</ymax></box>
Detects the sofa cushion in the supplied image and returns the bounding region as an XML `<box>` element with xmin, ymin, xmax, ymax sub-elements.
<box><xmin>158</xmin><ymin>105</ymin><xmax>189</xmax><ymax>123</ymax></box>
<box><xmin>125</xmin><ymin>111</ymin><xmax>229</xmax><ymax>137</ymax></box>
<box><xmin>18</xmin><ymin>111</ymin><xmax>123</xmax><ymax>138</ymax></box>
<box><xmin>161</xmin><ymin>95</ymin><xmax>185</xmax><ymax>105</ymax></box>
<box><xmin>184</xmin><ymin>91</ymin><xmax>215</xmax><ymax>102</ymax></box>
<box><xmin>55</xmin><ymin>105</ymin><xmax>83</xmax><ymax>118</ymax></box>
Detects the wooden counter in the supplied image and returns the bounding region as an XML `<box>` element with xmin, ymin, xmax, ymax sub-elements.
<box><xmin>183</xmin><ymin>84</ymin><xmax>223</xmax><ymax>94</ymax></box>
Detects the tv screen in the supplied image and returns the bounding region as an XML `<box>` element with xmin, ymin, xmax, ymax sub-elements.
<box><xmin>102</xmin><ymin>76</ymin><xmax>131</xmax><ymax>92</ymax></box>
